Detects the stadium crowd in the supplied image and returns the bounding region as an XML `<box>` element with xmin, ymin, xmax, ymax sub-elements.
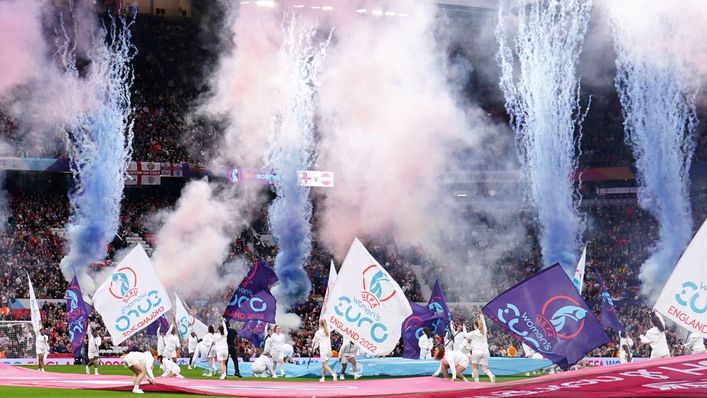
<box><xmin>1</xmin><ymin>12</ymin><xmax>706</xmax><ymax>368</ymax></box>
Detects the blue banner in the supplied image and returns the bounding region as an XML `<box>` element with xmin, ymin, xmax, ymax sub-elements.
<box><xmin>401</xmin><ymin>302</ymin><xmax>443</xmax><ymax>359</ymax></box>
<box><xmin>224</xmin><ymin>258</ymin><xmax>278</xmax><ymax>323</ymax></box>
<box><xmin>65</xmin><ymin>276</ymin><xmax>92</xmax><ymax>357</ymax></box>
<box><xmin>483</xmin><ymin>263</ymin><xmax>609</xmax><ymax>370</ymax></box>
<box><xmin>239</xmin><ymin>320</ymin><xmax>268</xmax><ymax>348</ymax></box>
<box><xmin>427</xmin><ymin>280</ymin><xmax>451</xmax><ymax>338</ymax></box>
<box><xmin>595</xmin><ymin>271</ymin><xmax>624</xmax><ymax>331</ymax></box>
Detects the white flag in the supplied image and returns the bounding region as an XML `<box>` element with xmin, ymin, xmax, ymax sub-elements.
<box><xmin>27</xmin><ymin>274</ymin><xmax>42</xmax><ymax>334</ymax></box>
<box><xmin>572</xmin><ymin>246</ymin><xmax>587</xmax><ymax>293</ymax></box>
<box><xmin>93</xmin><ymin>245</ymin><xmax>172</xmax><ymax>345</ymax></box>
<box><xmin>655</xmin><ymin>219</ymin><xmax>707</xmax><ymax>337</ymax></box>
<box><xmin>174</xmin><ymin>293</ymin><xmax>208</xmax><ymax>340</ymax></box>
<box><xmin>319</xmin><ymin>260</ymin><xmax>338</xmax><ymax>321</ymax></box>
<box><xmin>324</xmin><ymin>238</ymin><xmax>412</xmax><ymax>356</ymax></box>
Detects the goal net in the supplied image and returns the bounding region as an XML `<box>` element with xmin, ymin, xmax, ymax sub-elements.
<box><xmin>0</xmin><ymin>321</ymin><xmax>34</xmax><ymax>358</ymax></box>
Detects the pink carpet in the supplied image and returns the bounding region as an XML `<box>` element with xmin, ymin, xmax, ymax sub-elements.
<box><xmin>2</xmin><ymin>354</ymin><xmax>707</xmax><ymax>397</ymax></box>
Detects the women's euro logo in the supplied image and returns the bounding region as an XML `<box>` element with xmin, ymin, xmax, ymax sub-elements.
<box><xmin>360</xmin><ymin>265</ymin><xmax>396</xmax><ymax>309</ymax></box>
<box><xmin>675</xmin><ymin>281</ymin><xmax>707</xmax><ymax>314</ymax></box>
<box><xmin>109</xmin><ymin>267</ymin><xmax>138</xmax><ymax>303</ymax></box>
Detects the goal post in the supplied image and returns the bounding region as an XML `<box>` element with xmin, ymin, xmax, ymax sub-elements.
<box><xmin>0</xmin><ymin>321</ymin><xmax>34</xmax><ymax>358</ymax></box>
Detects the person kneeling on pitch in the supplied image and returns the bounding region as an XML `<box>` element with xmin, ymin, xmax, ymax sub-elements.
<box><xmin>432</xmin><ymin>345</ymin><xmax>469</xmax><ymax>382</ymax></box>
<box><xmin>251</xmin><ymin>352</ymin><xmax>274</xmax><ymax>378</ymax></box>
<box><xmin>158</xmin><ymin>355</ymin><xmax>184</xmax><ymax>378</ymax></box>
<box><xmin>338</xmin><ymin>336</ymin><xmax>361</xmax><ymax>380</ymax></box>
<box><xmin>123</xmin><ymin>349</ymin><xmax>158</xmax><ymax>394</ymax></box>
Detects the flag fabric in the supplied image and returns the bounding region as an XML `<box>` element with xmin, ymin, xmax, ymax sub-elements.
<box><xmin>27</xmin><ymin>274</ymin><xmax>42</xmax><ymax>334</ymax></box>
<box><xmin>65</xmin><ymin>275</ymin><xmax>93</xmax><ymax>356</ymax></box>
<box><xmin>93</xmin><ymin>245</ymin><xmax>172</xmax><ymax>345</ymax></box>
<box><xmin>572</xmin><ymin>246</ymin><xmax>587</xmax><ymax>293</ymax></box>
<box><xmin>239</xmin><ymin>320</ymin><xmax>268</xmax><ymax>348</ymax></box>
<box><xmin>427</xmin><ymin>280</ymin><xmax>451</xmax><ymax>339</ymax></box>
<box><xmin>655</xmin><ymin>219</ymin><xmax>707</xmax><ymax>337</ymax></box>
<box><xmin>174</xmin><ymin>293</ymin><xmax>209</xmax><ymax>340</ymax></box>
<box><xmin>401</xmin><ymin>301</ymin><xmax>444</xmax><ymax>359</ymax></box>
<box><xmin>483</xmin><ymin>263</ymin><xmax>609</xmax><ymax>370</ymax></box>
<box><xmin>324</xmin><ymin>238</ymin><xmax>413</xmax><ymax>356</ymax></box>
<box><xmin>223</xmin><ymin>258</ymin><xmax>278</xmax><ymax>323</ymax></box>
<box><xmin>145</xmin><ymin>315</ymin><xmax>170</xmax><ymax>336</ymax></box>
<box><xmin>595</xmin><ymin>271</ymin><xmax>624</xmax><ymax>331</ymax></box>
<box><xmin>320</xmin><ymin>260</ymin><xmax>338</xmax><ymax>321</ymax></box>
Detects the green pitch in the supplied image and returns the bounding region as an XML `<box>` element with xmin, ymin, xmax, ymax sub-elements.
<box><xmin>0</xmin><ymin>365</ymin><xmax>532</xmax><ymax>397</ymax></box>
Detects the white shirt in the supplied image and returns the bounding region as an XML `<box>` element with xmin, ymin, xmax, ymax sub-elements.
<box><xmin>125</xmin><ymin>351</ymin><xmax>155</xmax><ymax>381</ymax></box>
<box><xmin>213</xmin><ymin>321</ymin><xmax>228</xmax><ymax>352</ymax></box>
<box><xmin>160</xmin><ymin>357</ymin><xmax>180</xmax><ymax>375</ymax></box>
<box><xmin>453</xmin><ymin>330</ymin><xmax>468</xmax><ymax>352</ymax></box>
<box><xmin>253</xmin><ymin>355</ymin><xmax>274</xmax><ymax>375</ymax></box>
<box><xmin>522</xmin><ymin>343</ymin><xmax>544</xmax><ymax>360</ymax></box>
<box><xmin>433</xmin><ymin>350</ymin><xmax>467</xmax><ymax>379</ymax></box>
<box><xmin>468</xmin><ymin>329</ymin><xmax>489</xmax><ymax>353</ymax></box>
<box><xmin>339</xmin><ymin>337</ymin><xmax>358</xmax><ymax>357</ymax></box>
<box><xmin>88</xmin><ymin>335</ymin><xmax>102</xmax><ymax>356</ymax></box>
<box><xmin>202</xmin><ymin>332</ymin><xmax>215</xmax><ymax>347</ymax></box>
<box><xmin>188</xmin><ymin>335</ymin><xmax>198</xmax><ymax>353</ymax></box>
<box><xmin>312</xmin><ymin>328</ymin><xmax>331</xmax><ymax>354</ymax></box>
<box><xmin>686</xmin><ymin>332</ymin><xmax>706</xmax><ymax>355</ymax></box>
<box><xmin>418</xmin><ymin>335</ymin><xmax>434</xmax><ymax>354</ymax></box>
<box><xmin>619</xmin><ymin>336</ymin><xmax>634</xmax><ymax>364</ymax></box>
<box><xmin>280</xmin><ymin>343</ymin><xmax>294</xmax><ymax>359</ymax></box>
<box><xmin>35</xmin><ymin>334</ymin><xmax>49</xmax><ymax>352</ymax></box>
<box><xmin>640</xmin><ymin>327</ymin><xmax>671</xmax><ymax>359</ymax></box>
<box><xmin>269</xmin><ymin>332</ymin><xmax>286</xmax><ymax>353</ymax></box>
<box><xmin>165</xmin><ymin>333</ymin><xmax>179</xmax><ymax>354</ymax></box>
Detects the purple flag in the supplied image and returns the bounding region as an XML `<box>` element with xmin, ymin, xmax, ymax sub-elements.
<box><xmin>145</xmin><ymin>315</ymin><xmax>170</xmax><ymax>336</ymax></box>
<box><xmin>224</xmin><ymin>290</ymin><xmax>277</xmax><ymax>323</ymax></box>
<box><xmin>483</xmin><ymin>264</ymin><xmax>609</xmax><ymax>370</ymax></box>
<box><xmin>427</xmin><ymin>280</ymin><xmax>451</xmax><ymax>338</ymax></box>
<box><xmin>401</xmin><ymin>301</ymin><xmax>444</xmax><ymax>359</ymax></box>
<box><xmin>224</xmin><ymin>258</ymin><xmax>278</xmax><ymax>322</ymax></box>
<box><xmin>65</xmin><ymin>276</ymin><xmax>92</xmax><ymax>357</ymax></box>
<box><xmin>239</xmin><ymin>320</ymin><xmax>268</xmax><ymax>348</ymax></box>
<box><xmin>595</xmin><ymin>271</ymin><xmax>624</xmax><ymax>331</ymax></box>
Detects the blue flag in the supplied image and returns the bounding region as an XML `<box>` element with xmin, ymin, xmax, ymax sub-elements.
<box><xmin>483</xmin><ymin>264</ymin><xmax>609</xmax><ymax>370</ymax></box>
<box><xmin>595</xmin><ymin>271</ymin><xmax>624</xmax><ymax>331</ymax></box>
<box><xmin>224</xmin><ymin>258</ymin><xmax>278</xmax><ymax>323</ymax></box>
<box><xmin>65</xmin><ymin>276</ymin><xmax>92</xmax><ymax>357</ymax></box>
<box><xmin>145</xmin><ymin>315</ymin><xmax>170</xmax><ymax>336</ymax></box>
<box><xmin>239</xmin><ymin>320</ymin><xmax>268</xmax><ymax>348</ymax></box>
<box><xmin>427</xmin><ymin>280</ymin><xmax>451</xmax><ymax>339</ymax></box>
<box><xmin>401</xmin><ymin>301</ymin><xmax>444</xmax><ymax>359</ymax></box>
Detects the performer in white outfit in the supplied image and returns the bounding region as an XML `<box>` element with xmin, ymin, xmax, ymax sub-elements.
<box><xmin>156</xmin><ymin>326</ymin><xmax>165</xmax><ymax>357</ymax></box>
<box><xmin>618</xmin><ymin>332</ymin><xmax>634</xmax><ymax>364</ymax></box>
<box><xmin>279</xmin><ymin>343</ymin><xmax>294</xmax><ymax>363</ymax></box>
<box><xmin>452</xmin><ymin>323</ymin><xmax>469</xmax><ymax>352</ymax></box>
<box><xmin>418</xmin><ymin>327</ymin><xmax>434</xmax><ymax>360</ymax></box>
<box><xmin>35</xmin><ymin>327</ymin><xmax>49</xmax><ymax>372</ymax></box>
<box><xmin>467</xmin><ymin>314</ymin><xmax>496</xmax><ymax>383</ymax></box>
<box><xmin>86</xmin><ymin>324</ymin><xmax>103</xmax><ymax>375</ymax></box>
<box><xmin>187</xmin><ymin>331</ymin><xmax>198</xmax><ymax>369</ymax></box>
<box><xmin>432</xmin><ymin>345</ymin><xmax>469</xmax><ymax>382</ymax></box>
<box><xmin>214</xmin><ymin>319</ymin><xmax>229</xmax><ymax>379</ymax></box>
<box><xmin>338</xmin><ymin>335</ymin><xmax>361</xmax><ymax>380</ymax></box>
<box><xmin>312</xmin><ymin>319</ymin><xmax>337</xmax><ymax>382</ymax></box>
<box><xmin>639</xmin><ymin>312</ymin><xmax>671</xmax><ymax>359</ymax></box>
<box><xmin>251</xmin><ymin>352</ymin><xmax>275</xmax><ymax>377</ymax></box>
<box><xmin>123</xmin><ymin>349</ymin><xmax>157</xmax><ymax>394</ymax></box>
<box><xmin>522</xmin><ymin>342</ymin><xmax>544</xmax><ymax>360</ymax></box>
<box><xmin>268</xmin><ymin>325</ymin><xmax>286</xmax><ymax>378</ymax></box>
<box><xmin>201</xmin><ymin>325</ymin><xmax>217</xmax><ymax>376</ymax></box>
<box><xmin>163</xmin><ymin>324</ymin><xmax>179</xmax><ymax>362</ymax></box>
<box><xmin>685</xmin><ymin>332</ymin><xmax>706</xmax><ymax>355</ymax></box>
<box><xmin>159</xmin><ymin>356</ymin><xmax>184</xmax><ymax>378</ymax></box>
